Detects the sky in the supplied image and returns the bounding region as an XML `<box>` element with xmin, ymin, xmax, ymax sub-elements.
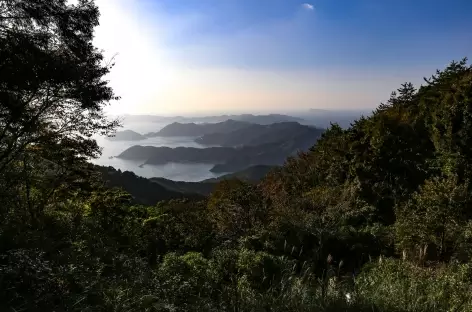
<box><xmin>93</xmin><ymin>0</ymin><xmax>472</xmax><ymax>116</ymax></box>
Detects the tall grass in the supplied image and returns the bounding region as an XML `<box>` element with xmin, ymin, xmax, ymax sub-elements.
<box><xmin>355</xmin><ymin>259</ymin><xmax>472</xmax><ymax>312</ymax></box>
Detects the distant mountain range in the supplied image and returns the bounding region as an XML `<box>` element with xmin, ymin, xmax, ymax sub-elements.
<box><xmin>195</xmin><ymin>122</ymin><xmax>318</xmax><ymax>147</ymax></box>
<box><xmin>99</xmin><ymin>110</ymin><xmax>370</xmax><ymax>198</ymax></box>
<box><xmin>190</xmin><ymin>114</ymin><xmax>305</xmax><ymax>124</ymax></box>
<box><xmin>106</xmin><ymin>129</ymin><xmax>146</xmax><ymax>141</ymax></box>
<box><xmin>121</xmin><ymin>113</ymin><xmax>304</xmax><ymax>125</ymax></box>
<box><xmin>117</xmin><ymin>144</ymin><xmax>284</xmax><ymax>173</ymax></box>
<box><xmin>145</xmin><ymin>120</ymin><xmax>251</xmax><ymax>137</ymax></box>
<box><xmin>116</xmin><ymin>121</ymin><xmax>324</xmax><ymax>173</ymax></box>
<box><xmin>119</xmin><ymin>110</ymin><xmax>372</xmax><ymax>129</ymax></box>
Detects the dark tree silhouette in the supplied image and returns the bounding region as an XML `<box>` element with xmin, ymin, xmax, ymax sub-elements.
<box><xmin>0</xmin><ymin>0</ymin><xmax>119</xmax><ymax>216</ymax></box>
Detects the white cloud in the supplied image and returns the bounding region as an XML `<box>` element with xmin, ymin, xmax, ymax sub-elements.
<box><xmin>302</xmin><ymin>3</ymin><xmax>315</xmax><ymax>10</ymax></box>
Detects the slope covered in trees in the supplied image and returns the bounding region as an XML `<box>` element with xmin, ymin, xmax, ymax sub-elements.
<box><xmin>106</xmin><ymin>129</ymin><xmax>146</xmax><ymax>141</ymax></box>
<box><xmin>195</xmin><ymin>122</ymin><xmax>323</xmax><ymax>147</ymax></box>
<box><xmin>202</xmin><ymin>165</ymin><xmax>275</xmax><ymax>182</ymax></box>
<box><xmin>1</xmin><ymin>1</ymin><xmax>472</xmax><ymax>311</ymax></box>
<box><xmin>118</xmin><ymin>122</ymin><xmax>323</xmax><ymax>174</ymax></box>
<box><xmin>96</xmin><ymin>166</ymin><xmax>205</xmax><ymax>204</ymax></box>
<box><xmin>98</xmin><ymin>165</ymin><xmax>275</xmax><ymax>198</ymax></box>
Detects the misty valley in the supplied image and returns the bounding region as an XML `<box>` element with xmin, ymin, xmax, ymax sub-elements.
<box><xmin>91</xmin><ymin>112</ymin><xmax>368</xmax><ymax>204</ymax></box>
<box><xmin>3</xmin><ymin>0</ymin><xmax>472</xmax><ymax>311</ymax></box>
<box><xmin>94</xmin><ymin>112</ymin><xmax>346</xmax><ymax>188</ymax></box>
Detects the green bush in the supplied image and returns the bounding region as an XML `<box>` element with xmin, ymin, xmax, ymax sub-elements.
<box><xmin>356</xmin><ymin>259</ymin><xmax>472</xmax><ymax>311</ymax></box>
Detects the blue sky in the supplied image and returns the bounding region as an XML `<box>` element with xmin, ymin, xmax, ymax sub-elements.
<box><xmin>94</xmin><ymin>0</ymin><xmax>472</xmax><ymax>115</ymax></box>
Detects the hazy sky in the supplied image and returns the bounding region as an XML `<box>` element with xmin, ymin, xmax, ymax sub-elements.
<box><xmin>93</xmin><ymin>0</ymin><xmax>472</xmax><ymax>115</ymax></box>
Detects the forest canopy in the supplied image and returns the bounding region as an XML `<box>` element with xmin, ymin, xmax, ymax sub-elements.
<box><xmin>1</xmin><ymin>0</ymin><xmax>472</xmax><ymax>311</ymax></box>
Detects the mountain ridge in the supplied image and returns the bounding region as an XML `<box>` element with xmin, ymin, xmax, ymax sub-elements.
<box><xmin>145</xmin><ymin>119</ymin><xmax>250</xmax><ymax>137</ymax></box>
<box><xmin>195</xmin><ymin>122</ymin><xmax>322</xmax><ymax>147</ymax></box>
<box><xmin>122</xmin><ymin>113</ymin><xmax>305</xmax><ymax>125</ymax></box>
<box><xmin>117</xmin><ymin>121</ymin><xmax>324</xmax><ymax>173</ymax></box>
<box><xmin>106</xmin><ymin>129</ymin><xmax>146</xmax><ymax>141</ymax></box>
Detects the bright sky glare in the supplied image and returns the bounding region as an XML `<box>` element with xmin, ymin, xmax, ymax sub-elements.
<box><xmin>93</xmin><ymin>0</ymin><xmax>472</xmax><ymax>115</ymax></box>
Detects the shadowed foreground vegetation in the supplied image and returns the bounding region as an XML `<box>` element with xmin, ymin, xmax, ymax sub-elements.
<box><xmin>1</xmin><ymin>0</ymin><xmax>472</xmax><ymax>311</ymax></box>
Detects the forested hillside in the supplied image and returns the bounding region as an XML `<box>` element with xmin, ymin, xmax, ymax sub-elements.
<box><xmin>194</xmin><ymin>122</ymin><xmax>322</xmax><ymax>147</ymax></box>
<box><xmin>1</xmin><ymin>1</ymin><xmax>472</xmax><ymax>311</ymax></box>
<box><xmin>96</xmin><ymin>166</ymin><xmax>206</xmax><ymax>204</ymax></box>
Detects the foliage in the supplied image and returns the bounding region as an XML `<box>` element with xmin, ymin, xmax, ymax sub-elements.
<box><xmin>97</xmin><ymin>165</ymin><xmax>204</xmax><ymax>205</ymax></box>
<box><xmin>395</xmin><ymin>175</ymin><xmax>472</xmax><ymax>262</ymax></box>
<box><xmin>356</xmin><ymin>259</ymin><xmax>472</xmax><ymax>311</ymax></box>
<box><xmin>0</xmin><ymin>0</ymin><xmax>119</xmax><ymax>219</ymax></box>
<box><xmin>208</xmin><ymin>179</ymin><xmax>267</xmax><ymax>240</ymax></box>
<box><xmin>1</xmin><ymin>1</ymin><xmax>472</xmax><ymax>311</ymax></box>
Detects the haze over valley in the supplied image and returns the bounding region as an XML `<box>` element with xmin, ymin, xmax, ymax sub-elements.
<box><xmin>93</xmin><ymin>110</ymin><xmax>363</xmax><ymax>182</ymax></box>
<box><xmin>2</xmin><ymin>0</ymin><xmax>472</xmax><ymax>310</ymax></box>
